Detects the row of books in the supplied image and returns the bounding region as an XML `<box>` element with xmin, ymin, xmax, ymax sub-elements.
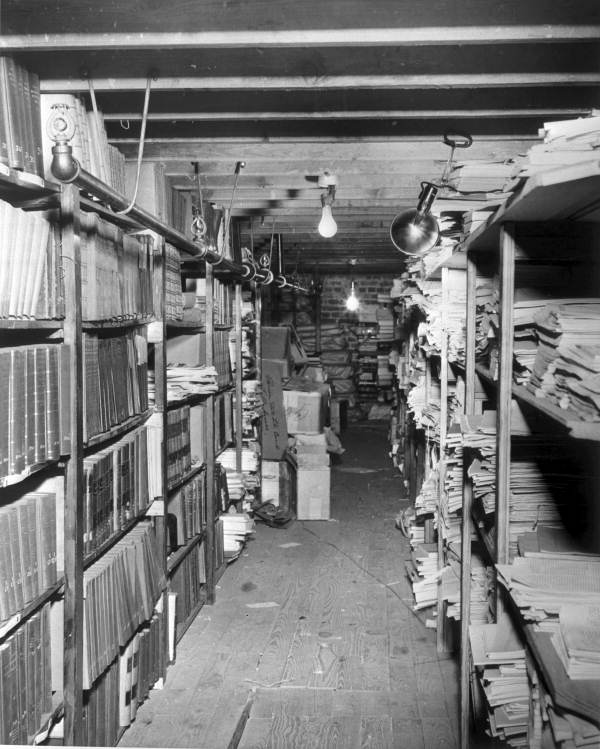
<box><xmin>0</xmin><ymin>344</ymin><xmax>70</xmax><ymax>480</ymax></box>
<box><xmin>0</xmin><ymin>476</ymin><xmax>61</xmax><ymax>622</ymax></box>
<box><xmin>167</xmin><ymin>470</ymin><xmax>206</xmax><ymax>552</ymax></box>
<box><xmin>83</xmin><ymin>522</ymin><xmax>165</xmax><ymax>689</ymax></box>
<box><xmin>164</xmin><ymin>243</ymin><xmax>184</xmax><ymax>322</ymax></box>
<box><xmin>169</xmin><ymin>541</ymin><xmax>206</xmax><ymax>633</ymax></box>
<box><xmin>0</xmin><ymin>202</ymin><xmax>64</xmax><ymax>320</ymax></box>
<box><xmin>0</xmin><ymin>602</ymin><xmax>53</xmax><ymax>745</ymax></box>
<box><xmin>40</xmin><ymin>92</ymin><xmax>126</xmax><ymax>192</ymax></box>
<box><xmin>0</xmin><ymin>57</ymin><xmax>44</xmax><ymax>176</ymax></box>
<box><xmin>81</xmin><ymin>603</ymin><xmax>166</xmax><ymax>747</ymax></box>
<box><xmin>80</xmin><ymin>212</ymin><xmax>155</xmax><ymax>322</ymax></box>
<box><xmin>83</xmin><ymin>424</ymin><xmax>152</xmax><ymax>558</ymax></box>
<box><xmin>165</xmin><ymin>406</ymin><xmax>192</xmax><ymax>490</ymax></box>
<box><xmin>83</xmin><ymin>331</ymin><xmax>148</xmax><ymax>442</ymax></box>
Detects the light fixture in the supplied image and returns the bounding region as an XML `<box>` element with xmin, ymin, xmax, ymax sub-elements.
<box><xmin>317</xmin><ymin>171</ymin><xmax>338</xmax><ymax>238</ymax></box>
<box><xmin>345</xmin><ymin>280</ymin><xmax>360</xmax><ymax>312</ymax></box>
<box><xmin>389</xmin><ymin>181</ymin><xmax>440</xmax><ymax>257</ymax></box>
<box><xmin>389</xmin><ymin>132</ymin><xmax>472</xmax><ymax>257</ymax></box>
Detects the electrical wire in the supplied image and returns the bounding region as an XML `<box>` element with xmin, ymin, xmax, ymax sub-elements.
<box><xmin>116</xmin><ymin>74</ymin><xmax>154</xmax><ymax>215</ymax></box>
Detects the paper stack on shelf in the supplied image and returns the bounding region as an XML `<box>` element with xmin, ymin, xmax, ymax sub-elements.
<box><xmin>518</xmin><ymin>114</ymin><xmax>600</xmax><ymax>177</ymax></box>
<box><xmin>405</xmin><ymin>542</ymin><xmax>439</xmax><ymax>611</ymax></box>
<box><xmin>469</xmin><ymin>621</ymin><xmax>530</xmax><ymax>748</ymax></box>
<box><xmin>527</xmin><ymin>300</ymin><xmax>600</xmax><ymax>421</ymax></box>
<box><xmin>221</xmin><ymin>511</ymin><xmax>255</xmax><ymax>561</ymax></box>
<box><xmin>546</xmin><ymin>604</ymin><xmax>600</xmax><ymax>681</ymax></box>
<box><xmin>475</xmin><ymin>277</ymin><xmax>498</xmax><ymax>372</ymax></box>
<box><xmin>449</xmin><ymin>160</ymin><xmax>520</xmax><ymax>195</ymax></box>
<box><xmin>496</xmin><ymin>556</ymin><xmax>600</xmax><ymax>622</ymax></box>
<box><xmin>415</xmin><ymin>461</ymin><xmax>439</xmax><ymax>518</ymax></box>
<box><xmin>158</xmin><ymin>364</ymin><xmax>218</xmax><ymax>403</ymax></box>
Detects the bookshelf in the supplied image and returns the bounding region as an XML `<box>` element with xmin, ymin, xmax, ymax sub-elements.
<box><xmin>0</xmin><ymin>62</ymin><xmax>269</xmax><ymax>747</ymax></box>
<box><xmin>459</xmin><ymin>164</ymin><xmax>600</xmax><ymax>748</ymax></box>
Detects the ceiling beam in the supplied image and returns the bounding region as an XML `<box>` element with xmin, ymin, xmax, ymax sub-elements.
<box><xmin>39</xmin><ymin>72</ymin><xmax>600</xmax><ymax>92</ymax></box>
<box><xmin>103</xmin><ymin>107</ymin><xmax>589</xmax><ymax>122</ymax></box>
<box><xmin>3</xmin><ymin>26</ymin><xmax>600</xmax><ymax>52</ymax></box>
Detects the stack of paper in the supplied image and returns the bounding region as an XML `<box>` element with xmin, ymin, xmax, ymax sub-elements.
<box><xmin>405</xmin><ymin>542</ymin><xmax>439</xmax><ymax>610</ymax></box>
<box><xmin>527</xmin><ymin>300</ymin><xmax>600</xmax><ymax>421</ymax></box>
<box><xmin>549</xmin><ymin>604</ymin><xmax>600</xmax><ymax>680</ymax></box>
<box><xmin>221</xmin><ymin>511</ymin><xmax>255</xmax><ymax>561</ymax></box>
<box><xmin>415</xmin><ymin>464</ymin><xmax>439</xmax><ymax>518</ymax></box>
<box><xmin>475</xmin><ymin>279</ymin><xmax>499</xmax><ymax>374</ymax></box>
<box><xmin>469</xmin><ymin>621</ymin><xmax>530</xmax><ymax>747</ymax></box>
<box><xmin>518</xmin><ymin>114</ymin><xmax>600</xmax><ymax>177</ymax></box>
<box><xmin>161</xmin><ymin>364</ymin><xmax>218</xmax><ymax>403</ymax></box>
<box><xmin>496</xmin><ymin>556</ymin><xmax>600</xmax><ymax>622</ymax></box>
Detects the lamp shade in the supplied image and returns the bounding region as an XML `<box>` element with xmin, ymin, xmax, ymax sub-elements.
<box><xmin>389</xmin><ymin>182</ymin><xmax>440</xmax><ymax>257</ymax></box>
<box><xmin>389</xmin><ymin>208</ymin><xmax>439</xmax><ymax>257</ymax></box>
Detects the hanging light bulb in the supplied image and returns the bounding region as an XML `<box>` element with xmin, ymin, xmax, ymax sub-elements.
<box><xmin>318</xmin><ymin>197</ymin><xmax>337</xmax><ymax>238</ymax></box>
<box><xmin>317</xmin><ymin>172</ymin><xmax>338</xmax><ymax>238</ymax></box>
<box><xmin>389</xmin><ymin>181</ymin><xmax>439</xmax><ymax>256</ymax></box>
<box><xmin>346</xmin><ymin>280</ymin><xmax>359</xmax><ymax>311</ymax></box>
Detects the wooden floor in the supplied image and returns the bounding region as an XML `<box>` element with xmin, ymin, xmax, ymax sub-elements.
<box><xmin>119</xmin><ymin>423</ymin><xmax>460</xmax><ymax>749</ymax></box>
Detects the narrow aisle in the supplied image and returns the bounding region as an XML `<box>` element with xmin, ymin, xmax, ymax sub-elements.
<box><xmin>119</xmin><ymin>423</ymin><xmax>459</xmax><ymax>749</ymax></box>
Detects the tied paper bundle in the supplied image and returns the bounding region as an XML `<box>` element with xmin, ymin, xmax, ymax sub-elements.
<box><xmin>528</xmin><ymin>300</ymin><xmax>600</xmax><ymax>421</ymax></box>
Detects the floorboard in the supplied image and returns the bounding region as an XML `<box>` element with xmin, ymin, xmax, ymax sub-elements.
<box><xmin>118</xmin><ymin>423</ymin><xmax>460</xmax><ymax>749</ymax></box>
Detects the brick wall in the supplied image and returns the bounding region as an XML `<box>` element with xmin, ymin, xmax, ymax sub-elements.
<box><xmin>320</xmin><ymin>273</ymin><xmax>394</xmax><ymax>324</ymax></box>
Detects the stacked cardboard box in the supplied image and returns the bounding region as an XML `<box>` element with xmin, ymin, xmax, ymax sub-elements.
<box><xmin>290</xmin><ymin>433</ymin><xmax>330</xmax><ymax>520</ymax></box>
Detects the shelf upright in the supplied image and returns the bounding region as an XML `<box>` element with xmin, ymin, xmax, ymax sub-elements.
<box><xmin>151</xmin><ymin>232</ymin><xmax>169</xmax><ymax>684</ymax></box>
<box><xmin>235</xmin><ymin>281</ymin><xmax>243</xmax><ymax>474</ymax></box>
<box><xmin>459</xmin><ymin>252</ymin><xmax>478</xmax><ymax>749</ymax></box>
<box><xmin>204</xmin><ymin>262</ymin><xmax>216</xmax><ymax>604</ymax></box>
<box><xmin>60</xmin><ymin>183</ymin><xmax>85</xmax><ymax>747</ymax></box>
<box><xmin>495</xmin><ymin>225</ymin><xmax>516</xmax><ymax>576</ymax></box>
<box><xmin>437</xmin><ymin>266</ymin><xmax>451</xmax><ymax>653</ymax></box>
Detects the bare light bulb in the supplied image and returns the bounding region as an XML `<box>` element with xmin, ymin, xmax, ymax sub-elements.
<box><xmin>318</xmin><ymin>203</ymin><xmax>337</xmax><ymax>238</ymax></box>
<box><xmin>345</xmin><ymin>282</ymin><xmax>359</xmax><ymax>311</ymax></box>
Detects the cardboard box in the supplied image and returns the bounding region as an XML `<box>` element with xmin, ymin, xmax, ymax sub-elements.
<box><xmin>282</xmin><ymin>378</ymin><xmax>330</xmax><ymax>435</ymax></box>
<box><xmin>296</xmin><ymin>467</ymin><xmax>330</xmax><ymax>520</ymax></box>
<box><xmin>262</xmin><ymin>327</ymin><xmax>293</xmax><ymax>378</ymax></box>
<box><xmin>291</xmin><ymin>433</ymin><xmax>330</xmax><ymax>467</ymax></box>
<box><xmin>261</xmin><ymin>359</ymin><xmax>288</xmax><ymax>460</ymax></box>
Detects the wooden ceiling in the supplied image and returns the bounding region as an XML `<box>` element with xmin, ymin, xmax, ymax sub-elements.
<box><xmin>2</xmin><ymin>1</ymin><xmax>599</xmax><ymax>274</ymax></box>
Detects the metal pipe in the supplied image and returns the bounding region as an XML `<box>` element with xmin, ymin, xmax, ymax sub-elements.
<box><xmin>49</xmin><ymin>145</ymin><xmax>253</xmax><ymax>276</ymax></box>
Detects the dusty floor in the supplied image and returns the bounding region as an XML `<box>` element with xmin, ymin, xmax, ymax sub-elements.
<box><xmin>119</xmin><ymin>422</ymin><xmax>461</xmax><ymax>748</ymax></box>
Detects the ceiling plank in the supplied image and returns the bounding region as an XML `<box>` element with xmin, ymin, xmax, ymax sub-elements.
<box><xmin>3</xmin><ymin>26</ymin><xmax>600</xmax><ymax>51</ymax></box>
<box><xmin>39</xmin><ymin>72</ymin><xmax>600</xmax><ymax>91</ymax></box>
<box><xmin>104</xmin><ymin>108</ymin><xmax>589</xmax><ymax>122</ymax></box>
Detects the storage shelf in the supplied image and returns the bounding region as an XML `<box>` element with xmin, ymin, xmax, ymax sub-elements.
<box><xmin>463</xmin><ymin>161</ymin><xmax>600</xmax><ymax>254</ymax></box>
<box><xmin>0</xmin><ymin>318</ymin><xmax>64</xmax><ymax>330</ymax></box>
<box><xmin>475</xmin><ymin>364</ymin><xmax>600</xmax><ymax>441</ymax></box>
<box><xmin>0</xmin><ymin>164</ymin><xmax>60</xmax><ymax>204</ymax></box>
<box><xmin>166</xmin><ymin>384</ymin><xmax>234</xmax><ymax>411</ymax></box>
<box><xmin>83</xmin><ymin>409</ymin><xmax>153</xmax><ymax>451</ymax></box>
<box><xmin>511</xmin><ymin>383</ymin><xmax>600</xmax><ymax>441</ymax></box>
<box><xmin>166</xmin><ymin>319</ymin><xmax>206</xmax><ymax>332</ymax></box>
<box><xmin>0</xmin><ymin>579</ymin><xmax>64</xmax><ymax>640</ymax></box>
<box><xmin>167</xmin><ymin>530</ymin><xmax>206</xmax><ymax>575</ymax></box>
<box><xmin>167</xmin><ymin>462</ymin><xmax>205</xmax><ymax>496</ymax></box>
<box><xmin>0</xmin><ymin>458</ymin><xmax>62</xmax><ymax>489</ymax></box>
<box><xmin>82</xmin><ymin>316</ymin><xmax>154</xmax><ymax>331</ymax></box>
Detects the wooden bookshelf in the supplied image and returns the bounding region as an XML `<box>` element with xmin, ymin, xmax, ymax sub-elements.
<box><xmin>460</xmin><ymin>168</ymin><xmax>600</xmax><ymax>748</ymax></box>
<box><xmin>166</xmin><ymin>530</ymin><xmax>206</xmax><ymax>575</ymax></box>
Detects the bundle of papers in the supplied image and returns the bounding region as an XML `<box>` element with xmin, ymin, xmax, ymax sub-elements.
<box><xmin>414</xmin><ymin>464</ymin><xmax>439</xmax><ymax>518</ymax></box>
<box><xmin>469</xmin><ymin>621</ymin><xmax>530</xmax><ymax>747</ymax></box>
<box><xmin>547</xmin><ymin>604</ymin><xmax>600</xmax><ymax>681</ymax></box>
<box><xmin>405</xmin><ymin>542</ymin><xmax>439</xmax><ymax>610</ymax></box>
<box><xmin>496</xmin><ymin>556</ymin><xmax>600</xmax><ymax>621</ymax></box>
<box><xmin>221</xmin><ymin>511</ymin><xmax>255</xmax><ymax>561</ymax></box>
<box><xmin>159</xmin><ymin>364</ymin><xmax>218</xmax><ymax>403</ymax></box>
<box><xmin>527</xmin><ymin>300</ymin><xmax>600</xmax><ymax>421</ymax></box>
<box><xmin>518</xmin><ymin>114</ymin><xmax>600</xmax><ymax>177</ymax></box>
